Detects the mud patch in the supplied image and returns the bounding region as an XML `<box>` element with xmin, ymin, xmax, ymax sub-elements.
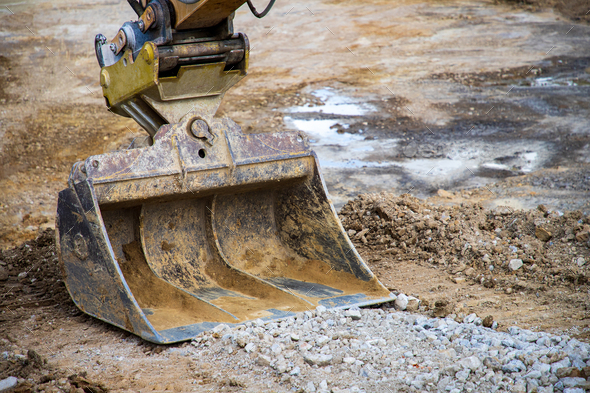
<box><xmin>431</xmin><ymin>56</ymin><xmax>590</xmax><ymax>89</ymax></box>
<box><xmin>496</xmin><ymin>0</ymin><xmax>590</xmax><ymax>23</ymax></box>
<box><xmin>281</xmin><ymin>81</ymin><xmax>590</xmax><ymax>209</ymax></box>
<box><xmin>0</xmin><ymin>230</ymin><xmax>110</xmax><ymax>391</ymax></box>
<box><xmin>0</xmin><ymin>55</ymin><xmax>17</xmax><ymax>102</ymax></box>
<box><xmin>0</xmin><ymin>230</ymin><xmax>74</xmax><ymax>322</ymax></box>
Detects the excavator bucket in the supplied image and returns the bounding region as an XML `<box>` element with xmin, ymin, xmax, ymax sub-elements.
<box><xmin>56</xmin><ymin>115</ymin><xmax>393</xmax><ymax>344</ymax></box>
<box><xmin>56</xmin><ymin>0</ymin><xmax>392</xmax><ymax>344</ymax></box>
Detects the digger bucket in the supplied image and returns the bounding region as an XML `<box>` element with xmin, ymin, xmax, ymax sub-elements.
<box><xmin>56</xmin><ymin>115</ymin><xmax>393</xmax><ymax>344</ymax></box>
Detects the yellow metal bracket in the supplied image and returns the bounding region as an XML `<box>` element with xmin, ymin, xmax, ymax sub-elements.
<box><xmin>100</xmin><ymin>41</ymin><xmax>248</xmax><ymax>122</ymax></box>
<box><xmin>100</xmin><ymin>42</ymin><xmax>159</xmax><ymax>116</ymax></box>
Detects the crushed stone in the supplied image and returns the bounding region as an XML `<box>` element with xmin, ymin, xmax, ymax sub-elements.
<box><xmin>186</xmin><ymin>306</ymin><xmax>590</xmax><ymax>392</ymax></box>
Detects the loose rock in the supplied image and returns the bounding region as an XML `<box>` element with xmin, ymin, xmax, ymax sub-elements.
<box><xmin>406</xmin><ymin>296</ymin><xmax>420</xmax><ymax>311</ymax></box>
<box><xmin>344</xmin><ymin>309</ymin><xmax>361</xmax><ymax>320</ymax></box>
<box><xmin>535</xmin><ymin>227</ymin><xmax>552</xmax><ymax>242</ymax></box>
<box><xmin>433</xmin><ymin>300</ymin><xmax>454</xmax><ymax>318</ymax></box>
<box><xmin>394</xmin><ymin>293</ymin><xmax>409</xmax><ymax>311</ymax></box>
<box><xmin>303</xmin><ymin>353</ymin><xmax>333</xmax><ymax>367</ymax></box>
<box><xmin>482</xmin><ymin>315</ymin><xmax>494</xmax><ymax>328</ymax></box>
<box><xmin>0</xmin><ymin>377</ymin><xmax>17</xmax><ymax>392</ymax></box>
<box><xmin>0</xmin><ymin>267</ymin><xmax>8</xmax><ymax>281</ymax></box>
<box><xmin>508</xmin><ymin>259</ymin><xmax>523</xmax><ymax>271</ymax></box>
<box><xmin>256</xmin><ymin>354</ymin><xmax>271</xmax><ymax>367</ymax></box>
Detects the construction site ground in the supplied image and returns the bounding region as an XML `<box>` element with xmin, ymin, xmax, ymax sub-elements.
<box><xmin>1</xmin><ymin>0</ymin><xmax>589</xmax><ymax>391</ymax></box>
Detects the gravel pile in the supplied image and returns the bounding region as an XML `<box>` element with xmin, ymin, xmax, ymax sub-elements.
<box><xmin>187</xmin><ymin>305</ymin><xmax>590</xmax><ymax>393</ymax></box>
<box><xmin>338</xmin><ymin>193</ymin><xmax>590</xmax><ymax>297</ymax></box>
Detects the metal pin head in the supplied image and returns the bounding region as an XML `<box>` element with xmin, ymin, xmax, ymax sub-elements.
<box><xmin>190</xmin><ymin>119</ymin><xmax>213</xmax><ymax>142</ymax></box>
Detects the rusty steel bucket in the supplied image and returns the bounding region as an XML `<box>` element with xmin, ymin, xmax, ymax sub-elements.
<box><xmin>56</xmin><ymin>114</ymin><xmax>393</xmax><ymax>344</ymax></box>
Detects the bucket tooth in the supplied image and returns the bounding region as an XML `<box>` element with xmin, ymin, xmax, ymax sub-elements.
<box><xmin>57</xmin><ymin>118</ymin><xmax>393</xmax><ymax>344</ymax></box>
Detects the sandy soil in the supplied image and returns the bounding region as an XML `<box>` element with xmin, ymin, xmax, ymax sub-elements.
<box><xmin>1</xmin><ymin>0</ymin><xmax>589</xmax><ymax>391</ymax></box>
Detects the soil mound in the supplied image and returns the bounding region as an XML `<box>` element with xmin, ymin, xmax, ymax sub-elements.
<box><xmin>340</xmin><ymin>192</ymin><xmax>590</xmax><ymax>293</ymax></box>
<box><xmin>339</xmin><ymin>193</ymin><xmax>590</xmax><ymax>336</ymax></box>
<box><xmin>0</xmin><ymin>230</ymin><xmax>109</xmax><ymax>392</ymax></box>
<box><xmin>0</xmin><ymin>229</ymin><xmax>72</xmax><ymax>317</ymax></box>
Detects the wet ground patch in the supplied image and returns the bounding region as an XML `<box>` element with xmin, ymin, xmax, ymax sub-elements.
<box><xmin>279</xmin><ymin>53</ymin><xmax>590</xmax><ymax>210</ymax></box>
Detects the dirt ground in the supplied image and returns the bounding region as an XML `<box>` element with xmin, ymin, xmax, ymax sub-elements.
<box><xmin>1</xmin><ymin>0</ymin><xmax>590</xmax><ymax>391</ymax></box>
<box><xmin>1</xmin><ymin>196</ymin><xmax>589</xmax><ymax>391</ymax></box>
<box><xmin>501</xmin><ymin>0</ymin><xmax>590</xmax><ymax>24</ymax></box>
<box><xmin>340</xmin><ymin>192</ymin><xmax>590</xmax><ymax>339</ymax></box>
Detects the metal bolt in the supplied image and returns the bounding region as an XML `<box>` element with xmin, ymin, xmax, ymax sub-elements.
<box><xmin>138</xmin><ymin>20</ymin><xmax>145</xmax><ymax>32</ymax></box>
<box><xmin>109</xmin><ymin>43</ymin><xmax>117</xmax><ymax>53</ymax></box>
<box><xmin>73</xmin><ymin>233</ymin><xmax>89</xmax><ymax>261</ymax></box>
<box><xmin>143</xmin><ymin>45</ymin><xmax>154</xmax><ymax>65</ymax></box>
<box><xmin>92</xmin><ymin>160</ymin><xmax>99</xmax><ymax>168</ymax></box>
<box><xmin>100</xmin><ymin>69</ymin><xmax>110</xmax><ymax>88</ymax></box>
